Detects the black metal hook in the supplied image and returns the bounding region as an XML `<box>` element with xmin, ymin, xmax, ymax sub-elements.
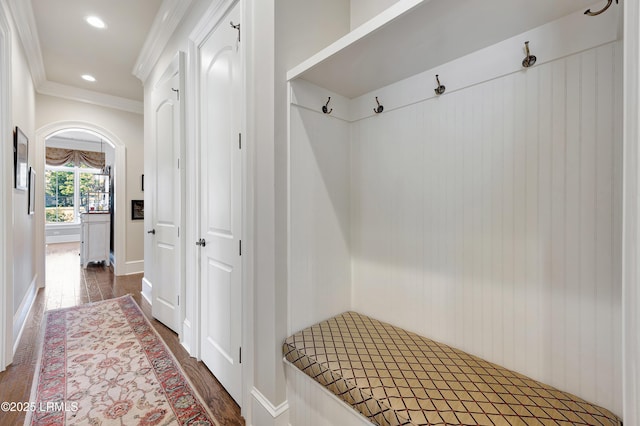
<box><xmin>322</xmin><ymin>97</ymin><xmax>333</xmax><ymax>114</ymax></box>
<box><xmin>522</xmin><ymin>41</ymin><xmax>537</xmax><ymax>68</ymax></box>
<box><xmin>373</xmin><ymin>97</ymin><xmax>384</xmax><ymax>114</ymax></box>
<box><xmin>230</xmin><ymin>21</ymin><xmax>240</xmax><ymax>42</ymax></box>
<box><xmin>585</xmin><ymin>0</ymin><xmax>618</xmax><ymax>16</ymax></box>
<box><xmin>434</xmin><ymin>75</ymin><xmax>446</xmax><ymax>95</ymax></box>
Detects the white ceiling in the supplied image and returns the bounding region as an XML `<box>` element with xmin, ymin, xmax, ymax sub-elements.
<box><xmin>22</xmin><ymin>0</ymin><xmax>617</xmax><ymax>108</ymax></box>
<box><xmin>46</xmin><ymin>130</ymin><xmax>115</xmax><ymax>154</ymax></box>
<box><xmin>49</xmin><ymin>129</ymin><xmax>104</xmax><ymax>144</ymax></box>
<box><xmin>30</xmin><ymin>0</ymin><xmax>163</xmax><ymax>102</ymax></box>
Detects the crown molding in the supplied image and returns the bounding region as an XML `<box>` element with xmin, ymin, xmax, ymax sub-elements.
<box><xmin>38</xmin><ymin>81</ymin><xmax>143</xmax><ymax>115</ymax></box>
<box><xmin>6</xmin><ymin>0</ymin><xmax>46</xmax><ymax>87</ymax></box>
<box><xmin>133</xmin><ymin>0</ymin><xmax>193</xmax><ymax>83</ymax></box>
<box><xmin>5</xmin><ymin>0</ymin><xmax>142</xmax><ymax>115</ymax></box>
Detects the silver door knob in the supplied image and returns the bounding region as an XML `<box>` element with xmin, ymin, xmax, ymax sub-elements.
<box><xmin>195</xmin><ymin>238</ymin><xmax>206</xmax><ymax>247</ymax></box>
<box><xmin>147</xmin><ymin>229</ymin><xmax>156</xmax><ymax>235</ymax></box>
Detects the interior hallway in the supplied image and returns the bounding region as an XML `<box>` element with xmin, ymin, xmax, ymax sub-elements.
<box><xmin>0</xmin><ymin>242</ymin><xmax>244</xmax><ymax>425</ymax></box>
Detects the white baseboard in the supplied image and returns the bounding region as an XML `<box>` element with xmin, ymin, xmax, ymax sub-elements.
<box><xmin>45</xmin><ymin>234</ymin><xmax>80</xmax><ymax>244</ymax></box>
<box><xmin>13</xmin><ymin>276</ymin><xmax>38</xmax><ymax>355</ymax></box>
<box><xmin>121</xmin><ymin>260</ymin><xmax>144</xmax><ymax>275</ymax></box>
<box><xmin>181</xmin><ymin>318</ymin><xmax>193</xmax><ymax>355</ymax></box>
<box><xmin>250</xmin><ymin>387</ymin><xmax>289</xmax><ymax>426</ymax></box>
<box><xmin>141</xmin><ymin>277</ymin><xmax>152</xmax><ymax>305</ymax></box>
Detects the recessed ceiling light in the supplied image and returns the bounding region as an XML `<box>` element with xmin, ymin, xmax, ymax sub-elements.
<box><xmin>85</xmin><ymin>16</ymin><xmax>106</xmax><ymax>29</ymax></box>
<box><xmin>82</xmin><ymin>74</ymin><xmax>96</xmax><ymax>82</ymax></box>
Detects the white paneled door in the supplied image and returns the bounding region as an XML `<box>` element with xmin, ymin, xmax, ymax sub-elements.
<box><xmin>198</xmin><ymin>2</ymin><xmax>242</xmax><ymax>405</ymax></box>
<box><xmin>150</xmin><ymin>54</ymin><xmax>183</xmax><ymax>333</ymax></box>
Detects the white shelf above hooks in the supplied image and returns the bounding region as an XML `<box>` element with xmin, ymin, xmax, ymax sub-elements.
<box><xmin>287</xmin><ymin>0</ymin><xmax>606</xmax><ymax>99</ymax></box>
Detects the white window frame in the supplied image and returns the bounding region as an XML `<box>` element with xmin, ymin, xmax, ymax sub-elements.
<box><xmin>45</xmin><ymin>164</ymin><xmax>103</xmax><ymax>225</ymax></box>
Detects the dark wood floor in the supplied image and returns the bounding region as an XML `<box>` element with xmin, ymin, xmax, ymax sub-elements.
<box><xmin>0</xmin><ymin>242</ymin><xmax>244</xmax><ymax>425</ymax></box>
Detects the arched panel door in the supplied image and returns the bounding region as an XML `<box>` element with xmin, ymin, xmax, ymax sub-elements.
<box><xmin>150</xmin><ymin>53</ymin><xmax>184</xmax><ymax>333</ymax></box>
<box><xmin>198</xmin><ymin>2</ymin><xmax>242</xmax><ymax>405</ymax></box>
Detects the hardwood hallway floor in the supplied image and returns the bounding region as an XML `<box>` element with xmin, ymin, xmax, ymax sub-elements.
<box><xmin>0</xmin><ymin>242</ymin><xmax>244</xmax><ymax>425</ymax></box>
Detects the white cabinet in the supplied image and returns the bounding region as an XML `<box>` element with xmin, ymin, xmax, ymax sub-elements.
<box><xmin>80</xmin><ymin>213</ymin><xmax>111</xmax><ymax>268</ymax></box>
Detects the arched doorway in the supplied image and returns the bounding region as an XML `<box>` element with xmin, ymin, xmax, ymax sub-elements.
<box><xmin>35</xmin><ymin>122</ymin><xmax>127</xmax><ymax>287</ymax></box>
<box><xmin>44</xmin><ymin>129</ymin><xmax>115</xmax><ymax>265</ymax></box>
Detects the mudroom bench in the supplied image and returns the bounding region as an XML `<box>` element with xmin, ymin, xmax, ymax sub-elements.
<box><xmin>283</xmin><ymin>312</ymin><xmax>622</xmax><ymax>426</ymax></box>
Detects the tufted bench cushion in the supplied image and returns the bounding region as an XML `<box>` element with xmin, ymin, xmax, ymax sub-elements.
<box><xmin>283</xmin><ymin>311</ymin><xmax>622</xmax><ymax>426</ymax></box>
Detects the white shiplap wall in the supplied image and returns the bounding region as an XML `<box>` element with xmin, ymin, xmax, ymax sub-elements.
<box><xmin>289</xmin><ymin>105</ymin><xmax>351</xmax><ymax>333</ymax></box>
<box><xmin>350</xmin><ymin>42</ymin><xmax>623</xmax><ymax>414</ymax></box>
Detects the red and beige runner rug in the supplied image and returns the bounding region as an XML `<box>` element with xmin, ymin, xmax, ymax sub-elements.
<box><xmin>25</xmin><ymin>295</ymin><xmax>218</xmax><ymax>425</ymax></box>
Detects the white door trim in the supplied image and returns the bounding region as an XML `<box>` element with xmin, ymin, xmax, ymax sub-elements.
<box><xmin>623</xmin><ymin>0</ymin><xmax>640</xmax><ymax>423</ymax></box>
<box><xmin>35</xmin><ymin>121</ymin><xmax>127</xmax><ymax>281</ymax></box>
<box><xmin>0</xmin><ymin>0</ymin><xmax>14</xmax><ymax>371</ymax></box>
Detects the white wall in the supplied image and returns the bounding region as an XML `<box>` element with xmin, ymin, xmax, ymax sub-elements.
<box><xmin>350</xmin><ymin>42</ymin><xmax>622</xmax><ymax>415</ymax></box>
<box><xmin>248</xmin><ymin>0</ymin><xmax>351</xmax><ymax>418</ymax></box>
<box><xmin>8</xmin><ymin>0</ymin><xmax>37</xmax><ymax>351</ymax></box>
<box><xmin>36</xmin><ymin>94</ymin><xmax>144</xmax><ymax>266</ymax></box>
<box><xmin>289</xmin><ymin>106</ymin><xmax>351</xmax><ymax>332</ymax></box>
<box><xmin>350</xmin><ymin>0</ymin><xmax>400</xmax><ymax>30</ymax></box>
<box><xmin>0</xmin><ymin>0</ymin><xmax>12</xmax><ymax>370</ymax></box>
<box><xmin>622</xmin><ymin>0</ymin><xmax>640</xmax><ymax>423</ymax></box>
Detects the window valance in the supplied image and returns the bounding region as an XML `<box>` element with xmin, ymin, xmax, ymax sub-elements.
<box><xmin>46</xmin><ymin>147</ymin><xmax>105</xmax><ymax>169</ymax></box>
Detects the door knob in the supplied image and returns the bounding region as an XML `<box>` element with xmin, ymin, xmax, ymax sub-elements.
<box><xmin>195</xmin><ymin>238</ymin><xmax>206</xmax><ymax>247</ymax></box>
<box><xmin>147</xmin><ymin>229</ymin><xmax>156</xmax><ymax>235</ymax></box>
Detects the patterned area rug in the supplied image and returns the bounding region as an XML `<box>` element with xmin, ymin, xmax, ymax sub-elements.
<box><xmin>25</xmin><ymin>295</ymin><xmax>218</xmax><ymax>425</ymax></box>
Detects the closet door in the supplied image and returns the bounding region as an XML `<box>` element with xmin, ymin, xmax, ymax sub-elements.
<box><xmin>198</xmin><ymin>2</ymin><xmax>243</xmax><ymax>405</ymax></box>
<box><xmin>150</xmin><ymin>54</ymin><xmax>184</xmax><ymax>333</ymax></box>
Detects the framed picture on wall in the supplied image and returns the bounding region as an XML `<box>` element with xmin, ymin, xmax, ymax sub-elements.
<box><xmin>14</xmin><ymin>126</ymin><xmax>28</xmax><ymax>190</ymax></box>
<box><xmin>131</xmin><ymin>199</ymin><xmax>144</xmax><ymax>220</ymax></box>
<box><xmin>28</xmin><ymin>167</ymin><xmax>36</xmax><ymax>215</ymax></box>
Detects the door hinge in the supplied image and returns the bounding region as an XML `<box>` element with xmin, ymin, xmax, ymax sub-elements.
<box><xmin>239</xmin><ymin>347</ymin><xmax>242</xmax><ymax>364</ymax></box>
<box><xmin>177</xmin><ymin>158</ymin><xmax>180</xmax><ymax>169</ymax></box>
<box><xmin>177</xmin><ymin>295</ymin><xmax>180</xmax><ymax>306</ymax></box>
<box><xmin>238</xmin><ymin>133</ymin><xmax>241</xmax><ymax>149</ymax></box>
<box><xmin>239</xmin><ymin>240</ymin><xmax>242</xmax><ymax>256</ymax></box>
<box><xmin>177</xmin><ymin>227</ymin><xmax>180</xmax><ymax>238</ymax></box>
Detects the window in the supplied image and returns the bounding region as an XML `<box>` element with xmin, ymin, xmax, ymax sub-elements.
<box><xmin>45</xmin><ymin>164</ymin><xmax>108</xmax><ymax>224</ymax></box>
<box><xmin>45</xmin><ymin>168</ymin><xmax>75</xmax><ymax>222</ymax></box>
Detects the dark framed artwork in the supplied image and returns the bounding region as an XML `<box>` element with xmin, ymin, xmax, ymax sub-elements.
<box><xmin>28</xmin><ymin>167</ymin><xmax>36</xmax><ymax>215</ymax></box>
<box><xmin>131</xmin><ymin>199</ymin><xmax>144</xmax><ymax>220</ymax></box>
<box><xmin>14</xmin><ymin>126</ymin><xmax>28</xmax><ymax>190</ymax></box>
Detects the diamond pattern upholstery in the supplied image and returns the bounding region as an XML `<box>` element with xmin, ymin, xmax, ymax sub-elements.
<box><xmin>283</xmin><ymin>312</ymin><xmax>622</xmax><ymax>426</ymax></box>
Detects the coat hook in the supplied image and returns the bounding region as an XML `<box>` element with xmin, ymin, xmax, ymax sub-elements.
<box><xmin>522</xmin><ymin>41</ymin><xmax>537</xmax><ymax>68</ymax></box>
<box><xmin>585</xmin><ymin>0</ymin><xmax>617</xmax><ymax>16</ymax></box>
<box><xmin>373</xmin><ymin>97</ymin><xmax>384</xmax><ymax>114</ymax></box>
<box><xmin>230</xmin><ymin>21</ymin><xmax>240</xmax><ymax>42</ymax></box>
<box><xmin>322</xmin><ymin>97</ymin><xmax>333</xmax><ymax>114</ymax></box>
<box><xmin>434</xmin><ymin>75</ymin><xmax>446</xmax><ymax>95</ymax></box>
